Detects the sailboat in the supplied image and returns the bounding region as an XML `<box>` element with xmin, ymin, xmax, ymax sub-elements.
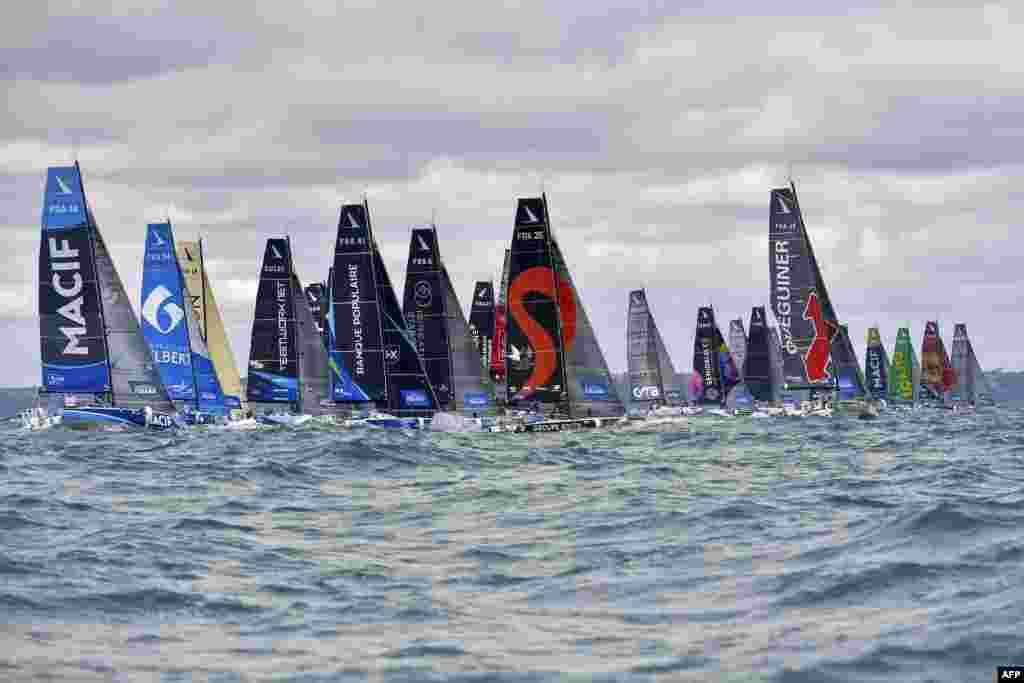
<box><xmin>36</xmin><ymin>163</ymin><xmax>176</xmax><ymax>430</ymax></box>
<box><xmin>468</xmin><ymin>280</ymin><xmax>495</xmax><ymax>374</ymax></box>
<box><xmin>742</xmin><ymin>307</ymin><xmax>783</xmax><ymax>416</ymax></box>
<box><xmin>175</xmin><ymin>238</ymin><xmax>248</xmax><ymax>419</ymax></box>
<box><xmin>768</xmin><ymin>183</ymin><xmax>843</xmax><ymax>416</ymax></box>
<box><xmin>626</xmin><ymin>288</ymin><xmax>684</xmax><ymax>417</ymax></box>
<box><xmin>402</xmin><ymin>225</ymin><xmax>495</xmax><ymax>427</ymax></box>
<box><xmin>949</xmin><ymin>323</ymin><xmax>993</xmax><ymax>412</ymax></box>
<box><xmin>690</xmin><ymin>306</ymin><xmax>740</xmax><ymax>416</ymax></box>
<box><xmin>864</xmin><ymin>327</ymin><xmax>889</xmax><ymax>409</ymax></box>
<box><xmin>328</xmin><ymin>202</ymin><xmax>439</xmax><ymax>428</ymax></box>
<box><xmin>503</xmin><ymin>195</ymin><xmax>625</xmax><ymax>431</ymax></box>
<box><xmin>727</xmin><ymin>318</ymin><xmax>754</xmax><ymax>414</ymax></box>
<box><xmin>245</xmin><ymin>237</ymin><xmax>334</xmax><ymax>426</ymax></box>
<box><xmin>887</xmin><ymin>326</ymin><xmax>919</xmax><ymax>409</ymax></box>
<box><xmin>920</xmin><ymin>321</ymin><xmax>956</xmax><ymax>408</ymax></box>
<box><xmin>489</xmin><ymin>249</ymin><xmax>511</xmax><ymax>403</ymax></box>
<box><xmin>141</xmin><ymin>222</ymin><xmax>227</xmax><ymax>425</ymax></box>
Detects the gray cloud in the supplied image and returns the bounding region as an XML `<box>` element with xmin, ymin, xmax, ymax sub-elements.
<box><xmin>2</xmin><ymin>1</ymin><xmax>1023</xmax><ymax>386</ymax></box>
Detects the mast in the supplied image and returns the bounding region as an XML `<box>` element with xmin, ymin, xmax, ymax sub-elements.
<box><xmin>81</xmin><ymin>164</ymin><xmax>115</xmax><ymax>406</ymax></box>
<box><xmin>543</xmin><ymin>193</ymin><xmax>572</xmax><ymax>417</ymax></box>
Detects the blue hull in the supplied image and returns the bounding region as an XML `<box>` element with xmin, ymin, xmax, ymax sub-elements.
<box><xmin>61</xmin><ymin>407</ymin><xmax>178</xmax><ymax>431</ymax></box>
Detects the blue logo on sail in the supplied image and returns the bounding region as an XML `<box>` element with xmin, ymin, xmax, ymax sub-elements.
<box><xmin>464</xmin><ymin>392</ymin><xmax>491</xmax><ymax>407</ymax></box>
<box><xmin>42</xmin><ymin>167</ymin><xmax>86</xmax><ymax>230</ymax></box>
<box><xmin>400</xmin><ymin>389</ymin><xmax>430</xmax><ymax>407</ymax></box>
<box><xmin>579</xmin><ymin>377</ymin><xmax>610</xmax><ymax>400</ymax></box>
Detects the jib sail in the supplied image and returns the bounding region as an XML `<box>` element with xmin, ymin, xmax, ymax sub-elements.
<box><xmin>176</xmin><ymin>239</ymin><xmax>246</xmax><ymax>412</ymax></box>
<box><xmin>833</xmin><ymin>324</ymin><xmax>867</xmax><ymax>401</ymax></box>
<box><xmin>888</xmin><ymin>326</ymin><xmax>918</xmax><ymax>404</ymax></box>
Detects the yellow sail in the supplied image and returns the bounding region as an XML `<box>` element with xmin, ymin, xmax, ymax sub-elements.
<box><xmin>176</xmin><ymin>240</ymin><xmax>248</xmax><ymax>415</ymax></box>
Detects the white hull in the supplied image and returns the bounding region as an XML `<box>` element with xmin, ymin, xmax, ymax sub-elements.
<box><xmin>21</xmin><ymin>409</ymin><xmax>61</xmax><ymax>431</ymax></box>
<box><xmin>256</xmin><ymin>413</ymin><xmax>313</xmax><ymax>427</ymax></box>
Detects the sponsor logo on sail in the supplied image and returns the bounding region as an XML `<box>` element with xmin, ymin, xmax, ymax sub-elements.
<box><xmin>271</xmin><ymin>244</ymin><xmax>283</xmax><ymax>260</ymax></box>
<box><xmin>384</xmin><ymin>344</ymin><xmax>400</xmax><ymax>363</ymax></box>
<box><xmin>400</xmin><ymin>389</ymin><xmax>430</xmax><ymax>407</ymax></box>
<box><xmin>416</xmin><ymin>233</ymin><xmax>430</xmax><ymax>251</ymax></box>
<box><xmin>802</xmin><ymin>292</ymin><xmax>837</xmax><ymax>382</ymax></box>
<box><xmin>276</xmin><ymin>281</ymin><xmax>289</xmax><ymax>371</ymax></box>
<box><xmin>55</xmin><ymin>175</ymin><xmax>74</xmax><ymax>195</ymax></box>
<box><xmin>47</xmin><ymin>236</ymin><xmax>91</xmax><ymax>356</ymax></box>
<box><xmin>344</xmin><ymin>210</ymin><xmax>361</xmax><ymax>229</ymax></box>
<box><xmin>772</xmin><ymin>240</ymin><xmax>797</xmax><ymax>353</ymax></box>
<box><xmin>142</xmin><ymin>285</ymin><xmax>186</xmax><ymax>335</ymax></box>
<box><xmin>776</xmin><ymin>194</ymin><xmax>791</xmax><ymax>214</ymax></box>
<box><xmin>414</xmin><ymin>280</ymin><xmax>432</xmax><ymax>307</ymax></box>
<box><xmin>150</xmin><ymin>227</ymin><xmax>166</xmax><ymax>247</ymax></box>
<box><xmin>631</xmin><ymin>292</ymin><xmax>644</xmax><ymax>306</ymax></box>
<box><xmin>523</xmin><ymin>204</ymin><xmax>539</xmax><ymax>223</ymax></box>
<box><xmin>633</xmin><ymin>385</ymin><xmax>660</xmax><ymax>400</ymax></box>
<box><xmin>128</xmin><ymin>381</ymin><xmax>158</xmax><ymax>395</ymax></box>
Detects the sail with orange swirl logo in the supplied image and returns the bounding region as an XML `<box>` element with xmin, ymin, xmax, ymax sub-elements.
<box><xmin>504</xmin><ymin>195</ymin><xmax>623</xmax><ymax>418</ymax></box>
<box><xmin>768</xmin><ymin>182</ymin><xmax>842</xmax><ymax>396</ymax></box>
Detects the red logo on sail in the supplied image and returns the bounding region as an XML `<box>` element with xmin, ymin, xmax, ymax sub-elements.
<box><xmin>802</xmin><ymin>292</ymin><xmax>837</xmax><ymax>382</ymax></box>
<box><xmin>508</xmin><ymin>266</ymin><xmax>576</xmax><ymax>397</ymax></box>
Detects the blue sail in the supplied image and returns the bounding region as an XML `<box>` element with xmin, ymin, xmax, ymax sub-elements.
<box><xmin>142</xmin><ymin>222</ymin><xmax>227</xmax><ymax>415</ymax></box>
<box><xmin>142</xmin><ymin>223</ymin><xmax>196</xmax><ymax>403</ymax></box>
<box><xmin>39</xmin><ymin>165</ymin><xmax>112</xmax><ymax>393</ymax></box>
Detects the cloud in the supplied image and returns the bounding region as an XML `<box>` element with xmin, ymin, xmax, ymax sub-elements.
<box><xmin>2</xmin><ymin>1</ymin><xmax>1023</xmax><ymax>387</ymax></box>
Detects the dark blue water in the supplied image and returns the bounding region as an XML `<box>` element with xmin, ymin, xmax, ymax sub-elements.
<box><xmin>2</xmin><ymin>409</ymin><xmax>1023</xmax><ymax>681</ymax></box>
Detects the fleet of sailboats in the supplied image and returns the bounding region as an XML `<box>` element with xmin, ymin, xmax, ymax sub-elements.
<box><xmin>24</xmin><ymin>162</ymin><xmax>998</xmax><ymax>431</ymax></box>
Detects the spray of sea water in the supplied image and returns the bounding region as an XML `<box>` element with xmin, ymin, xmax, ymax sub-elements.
<box><xmin>2</xmin><ymin>408</ymin><xmax>1022</xmax><ymax>681</ymax></box>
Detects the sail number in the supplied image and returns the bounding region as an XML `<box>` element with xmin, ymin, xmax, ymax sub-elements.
<box><xmin>517</xmin><ymin>231</ymin><xmax>545</xmax><ymax>240</ymax></box>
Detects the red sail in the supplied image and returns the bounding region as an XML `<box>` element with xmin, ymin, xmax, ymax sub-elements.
<box><xmin>802</xmin><ymin>292</ymin><xmax>838</xmax><ymax>382</ymax></box>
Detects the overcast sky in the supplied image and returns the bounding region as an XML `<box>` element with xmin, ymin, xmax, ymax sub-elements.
<box><xmin>3</xmin><ymin>1</ymin><xmax>1022</xmax><ymax>386</ymax></box>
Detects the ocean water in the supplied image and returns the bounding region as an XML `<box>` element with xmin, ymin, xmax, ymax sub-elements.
<box><xmin>1</xmin><ymin>409</ymin><xmax>1023</xmax><ymax>682</ymax></box>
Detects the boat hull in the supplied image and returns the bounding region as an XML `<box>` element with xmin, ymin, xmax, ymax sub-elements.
<box><xmin>61</xmin><ymin>407</ymin><xmax>178</xmax><ymax>431</ymax></box>
<box><xmin>256</xmin><ymin>413</ymin><xmax>313</xmax><ymax>427</ymax></box>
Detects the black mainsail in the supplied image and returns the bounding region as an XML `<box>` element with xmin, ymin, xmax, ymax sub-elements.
<box><xmin>690</xmin><ymin>306</ymin><xmax>738</xmax><ymax>407</ymax></box>
<box><xmin>39</xmin><ymin>163</ymin><xmax>175</xmax><ymax>416</ymax></box>
<box><xmin>505</xmin><ymin>195</ymin><xmax>623</xmax><ymax>418</ymax></box>
<box><xmin>402</xmin><ymin>226</ymin><xmax>493</xmax><ymax>414</ymax></box>
<box><xmin>743</xmin><ymin>307</ymin><xmax>774</xmax><ymax>403</ymax></box>
<box><xmin>329</xmin><ymin>202</ymin><xmax>438</xmax><ymax>417</ymax></box>
<box><xmin>768</xmin><ymin>183</ymin><xmax>840</xmax><ymax>394</ymax></box>
<box><xmin>246</xmin><ymin>238</ymin><xmax>300</xmax><ymax>410</ymax></box>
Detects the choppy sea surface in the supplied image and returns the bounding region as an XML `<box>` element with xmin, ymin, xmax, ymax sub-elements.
<box><xmin>2</xmin><ymin>407</ymin><xmax>1023</xmax><ymax>682</ymax></box>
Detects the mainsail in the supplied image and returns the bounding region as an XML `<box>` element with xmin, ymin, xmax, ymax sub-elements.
<box><xmin>691</xmin><ymin>306</ymin><xmax>738</xmax><ymax>407</ymax></box>
<box><xmin>950</xmin><ymin>323</ymin><xmax>992</xmax><ymax>406</ymax></box>
<box><xmin>864</xmin><ymin>327</ymin><xmax>889</xmax><ymax>400</ymax></box>
<box><xmin>627</xmin><ymin>288</ymin><xmax>665</xmax><ymax>407</ymax></box>
<box><xmin>176</xmin><ymin>239</ymin><xmax>246</xmax><ymax>412</ymax></box>
<box><xmin>505</xmin><ymin>196</ymin><xmax>623</xmax><ymax>417</ymax></box>
<box><xmin>305</xmin><ymin>280</ymin><xmax>329</xmax><ymax>350</ymax></box>
<box><xmin>402</xmin><ymin>226</ymin><xmax>493</xmax><ymax>414</ymax></box>
<box><xmin>246</xmin><ymin>239</ymin><xmax>299</xmax><ymax>408</ymax></box>
<box><xmin>888</xmin><ymin>326</ymin><xmax>918</xmax><ymax>405</ymax></box>
<box><xmin>920</xmin><ymin>321</ymin><xmax>956</xmax><ymax>404</ymax></box>
<box><xmin>329</xmin><ymin>202</ymin><xmax>438</xmax><ymax>417</ymax></box>
<box><xmin>832</xmin><ymin>324</ymin><xmax>868</xmax><ymax>401</ymax></box>
<box><xmin>468</xmin><ymin>281</ymin><xmax>495</xmax><ymax>372</ymax></box>
<box><xmin>728</xmin><ymin>319</ymin><xmax>748</xmax><ymax>380</ymax></box>
<box><xmin>39</xmin><ymin>163</ymin><xmax>175</xmax><ymax>413</ymax></box>
<box><xmin>768</xmin><ymin>184</ymin><xmax>840</xmax><ymax>393</ymax></box>
<box><xmin>743</xmin><ymin>307</ymin><xmax>774</xmax><ymax>402</ymax></box>
<box><xmin>142</xmin><ymin>222</ymin><xmax>226</xmax><ymax>415</ymax></box>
